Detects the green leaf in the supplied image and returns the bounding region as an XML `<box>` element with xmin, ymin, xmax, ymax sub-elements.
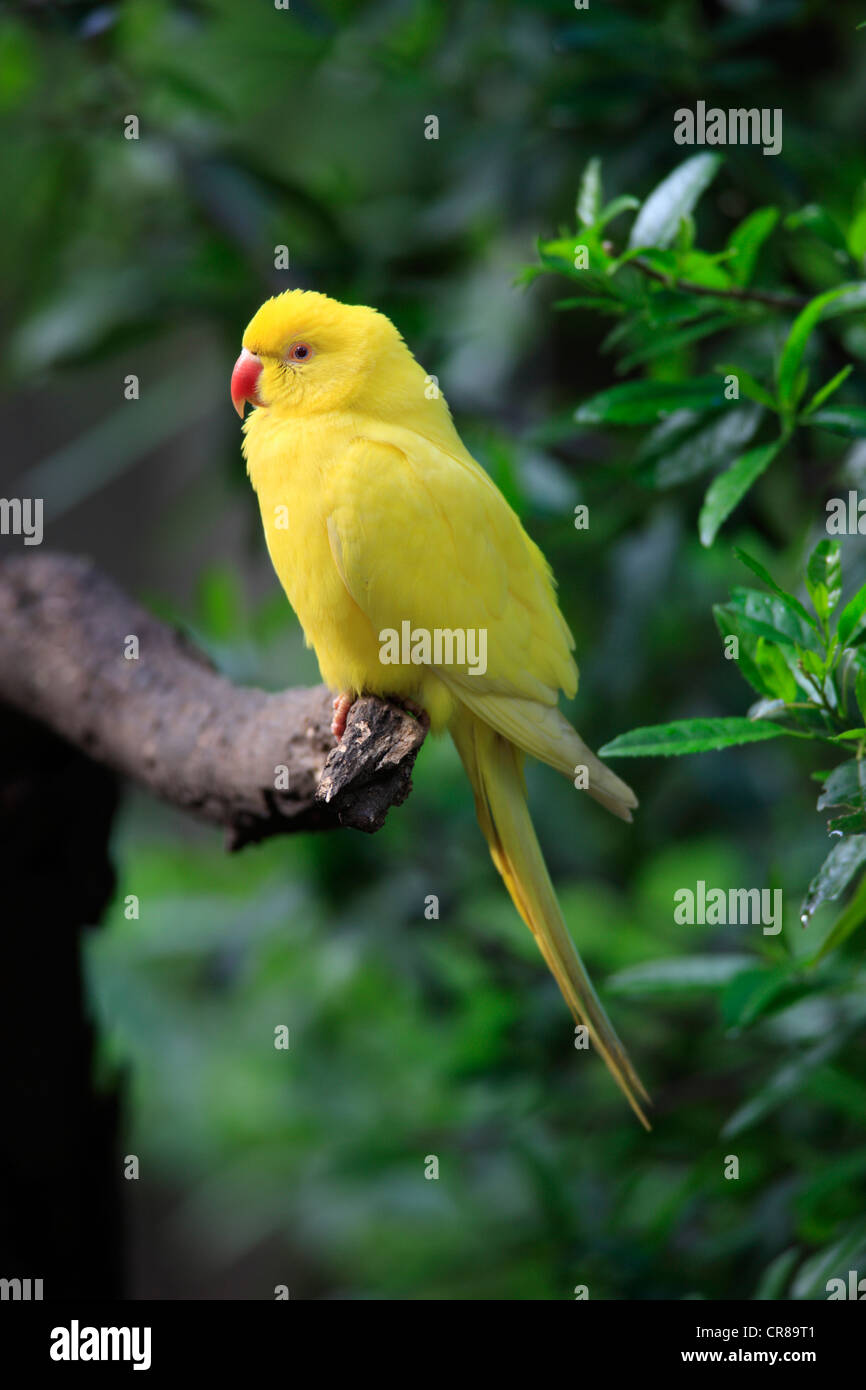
<box><xmin>616</xmin><ymin>313</ymin><xmax>731</xmax><ymax>374</ymax></box>
<box><xmin>806</xmin><ymin>405</ymin><xmax>866</xmax><ymax>438</ymax></box>
<box><xmin>801</xmin><ymin>646</ymin><xmax>827</xmax><ymax>679</ymax></box>
<box><xmin>628</xmin><ymin>153</ymin><xmax>722</xmax><ymax>251</ymax></box>
<box><xmin>805</xmin><ymin>1069</ymin><xmax>866</xmax><ymax>1122</ymax></box>
<box><xmin>600</xmin><ymin>317</ymin><xmax>637</xmax><ymax>353</ymax></box>
<box><xmin>800</xmin><ymin>834</ymin><xmax>866</xmax><ymax>924</ymax></box>
<box><xmin>789</xmin><ymin>1220</ymin><xmax>866</xmax><ymax>1300</ymax></box>
<box><xmin>638</xmin><ymin>403</ymin><xmax>762</xmax><ymax>488</ymax></box>
<box><xmin>754</xmin><ymin>1249</ymin><xmax>799</xmax><ymax>1301</ymax></box>
<box><xmin>633</xmin><ymin>408</ymin><xmax>705</xmax><ymax>464</ymax></box>
<box><xmin>537</xmin><ymin>235</ymin><xmax>611</xmax><ymax>289</ymax></box>
<box><xmin>726</xmin><ymin>588</ymin><xmax>823</xmax><ymax>653</ymax></box>
<box><xmin>793</xmin><ymin>365</ymin><xmax>810</xmax><ymax>405</ymax></box>
<box><xmin>817</xmin><ymin>760</ymin><xmax>866</xmax><ymax>812</ymax></box>
<box><xmin>752</xmin><ymin>643</ymin><xmax>799</xmax><ymax>703</ymax></box>
<box><xmin>725</xmin><ymin>206</ymin><xmax>779</xmax><ymax>285</ymax></box>
<box><xmin>777</xmin><ymin>286</ymin><xmax>851</xmax><ymax>408</ymax></box>
<box><xmin>810</xmin><ymin>870</ymin><xmax>866</xmax><ymax>962</ymax></box>
<box><xmin>829</xmin><ymin>811</ymin><xmax>866</xmax><ymax>835</ymax></box>
<box><xmin>675</xmin><ymin>214</ymin><xmax>695</xmax><ymax>255</ymax></box>
<box><xmin>713</xmin><ymin>607</ymin><xmax>795</xmax><ymax>700</ymax></box>
<box><xmin>728</xmin><ymin>586</ymin><xmax>822</xmax><ymax>650</ymax></box>
<box><xmin>722</xmin><ymin>1035</ymin><xmax>844</xmax><ymax>1138</ymax></box>
<box><xmin>797</xmin><ymin>1148</ymin><xmax>866</xmax><ymax>1224</ymax></box>
<box><xmin>607</xmin><ymin>954</ymin><xmax>754</xmax><ymax>995</ymax></box>
<box><xmin>837</xmin><ymin>582</ymin><xmax>866</xmax><ymax>646</ymax></box>
<box><xmin>712</xmin><ymin>608</ymin><xmax>769</xmax><ymax>697</ymax></box>
<box><xmin>721</xmin><ymin>970</ymin><xmax>809</xmax><ymax>1029</ymax></box>
<box><xmin>747</xmin><ymin>698</ymin><xmax>827</xmax><ymax>736</ymax></box>
<box><xmin>734</xmin><ymin>547</ymin><xmax>817</xmax><ymax>629</ymax></box>
<box><xmin>723</xmin><ymin>600</ymin><xmax>797</xmax><ymax>651</ymax></box>
<box><xmin>847</xmin><ymin>207</ymin><xmax>866</xmax><ymax>261</ymax></box>
<box><xmin>784</xmin><ymin>204</ymin><xmax>849</xmax><ymax>253</ymax></box>
<box><xmin>574</xmin><ymin>376</ymin><xmax>725</xmax><ymax>425</ymax></box>
<box><xmin>698</xmin><ymin>439</ymin><xmax>785</xmax><ymax>547</ymax></box>
<box><xmin>600</xmin><ymin>716</ymin><xmax>793</xmax><ymax>758</ymax></box>
<box><xmin>674</xmin><ymin>248</ymin><xmax>733</xmax><ymax>290</ymax></box>
<box><xmin>646</xmin><ymin>297</ymin><xmax>713</xmax><ymax>328</ymax></box>
<box><xmin>609</xmin><ymin>245</ymin><xmax>678</xmax><ymax>277</ymax></box>
<box><xmin>597</xmin><ymin>194</ymin><xmax>639</xmax><ymax>230</ymax></box>
<box><xmin>818</xmin><ymin>282</ymin><xmax>866</xmax><ymax>319</ymax></box>
<box><xmin>805</xmin><ymin>539</ymin><xmax>842</xmax><ymax>623</ymax></box>
<box><xmin>801</xmin><ymin>364</ymin><xmax>853</xmax><ymax>416</ymax></box>
<box><xmin>716</xmin><ymin>364</ymin><xmax>777</xmax><ymax>409</ymax></box>
<box><xmin>576</xmin><ymin>156</ymin><xmax>602</xmax><ymax>228</ymax></box>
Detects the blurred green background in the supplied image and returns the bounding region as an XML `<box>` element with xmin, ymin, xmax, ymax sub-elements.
<box><xmin>2</xmin><ymin>0</ymin><xmax>866</xmax><ymax>1299</ymax></box>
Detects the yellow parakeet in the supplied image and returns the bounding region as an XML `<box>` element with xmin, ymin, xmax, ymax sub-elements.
<box><xmin>232</xmin><ymin>289</ymin><xmax>649</xmax><ymax>1126</ymax></box>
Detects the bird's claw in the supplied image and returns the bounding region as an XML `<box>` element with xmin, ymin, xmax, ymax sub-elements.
<box><xmin>331</xmin><ymin>692</ymin><xmax>354</xmax><ymax>741</ymax></box>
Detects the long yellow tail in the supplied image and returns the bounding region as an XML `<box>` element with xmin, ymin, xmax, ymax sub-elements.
<box><xmin>450</xmin><ymin>709</ymin><xmax>651</xmax><ymax>1129</ymax></box>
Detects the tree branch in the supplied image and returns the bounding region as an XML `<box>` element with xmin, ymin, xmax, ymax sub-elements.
<box><xmin>630</xmin><ymin>257</ymin><xmax>809</xmax><ymax>311</ymax></box>
<box><xmin>0</xmin><ymin>553</ymin><xmax>427</xmax><ymax>849</ymax></box>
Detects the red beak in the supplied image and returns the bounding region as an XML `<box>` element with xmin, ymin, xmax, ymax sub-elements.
<box><xmin>231</xmin><ymin>348</ymin><xmax>264</xmax><ymax>417</ymax></box>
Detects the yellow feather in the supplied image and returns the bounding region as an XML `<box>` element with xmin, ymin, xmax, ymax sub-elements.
<box><xmin>239</xmin><ymin>288</ymin><xmax>649</xmax><ymax>1124</ymax></box>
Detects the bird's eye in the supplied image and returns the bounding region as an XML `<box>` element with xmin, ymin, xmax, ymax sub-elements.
<box><xmin>288</xmin><ymin>342</ymin><xmax>313</xmax><ymax>362</ymax></box>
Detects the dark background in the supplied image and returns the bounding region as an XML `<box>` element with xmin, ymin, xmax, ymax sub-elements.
<box><xmin>1</xmin><ymin>0</ymin><xmax>865</xmax><ymax>1300</ymax></box>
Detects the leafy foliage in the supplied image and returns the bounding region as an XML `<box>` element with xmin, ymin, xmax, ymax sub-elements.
<box><xmin>530</xmin><ymin>154</ymin><xmax>866</xmax><ymax>546</ymax></box>
<box><xmin>606</xmin><ymin>540</ymin><xmax>866</xmax><ymax>929</ymax></box>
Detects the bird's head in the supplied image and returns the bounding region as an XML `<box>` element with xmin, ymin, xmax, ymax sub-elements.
<box><xmin>231</xmin><ymin>289</ymin><xmax>404</xmax><ymax>419</ymax></box>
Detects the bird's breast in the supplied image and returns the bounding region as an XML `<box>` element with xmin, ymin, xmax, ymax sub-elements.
<box><xmin>244</xmin><ymin>413</ymin><xmax>379</xmax><ymax>690</ymax></box>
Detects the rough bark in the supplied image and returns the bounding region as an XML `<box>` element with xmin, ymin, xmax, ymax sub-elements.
<box><xmin>0</xmin><ymin>552</ymin><xmax>427</xmax><ymax>848</ymax></box>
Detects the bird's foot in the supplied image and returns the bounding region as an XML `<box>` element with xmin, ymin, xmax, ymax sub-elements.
<box><xmin>331</xmin><ymin>691</ymin><xmax>354</xmax><ymax>741</ymax></box>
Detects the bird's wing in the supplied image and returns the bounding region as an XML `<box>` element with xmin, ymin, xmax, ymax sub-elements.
<box><xmin>326</xmin><ymin>432</ymin><xmax>577</xmax><ymax>704</ymax></box>
<box><xmin>326</xmin><ymin>432</ymin><xmax>635</xmax><ymax>811</ymax></box>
